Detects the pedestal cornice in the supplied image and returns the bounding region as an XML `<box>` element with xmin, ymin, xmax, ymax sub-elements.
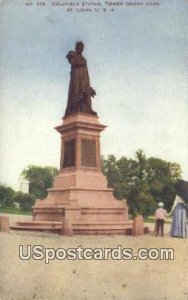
<box><xmin>55</xmin><ymin>113</ymin><xmax>106</xmax><ymax>135</ymax></box>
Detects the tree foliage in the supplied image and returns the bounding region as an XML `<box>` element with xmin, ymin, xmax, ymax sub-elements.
<box><xmin>0</xmin><ymin>183</ymin><xmax>15</xmax><ymax>207</ymax></box>
<box><xmin>20</xmin><ymin>165</ymin><xmax>59</xmax><ymax>199</ymax></box>
<box><xmin>13</xmin><ymin>192</ymin><xmax>35</xmax><ymax>211</ymax></box>
<box><xmin>102</xmin><ymin>150</ymin><xmax>182</xmax><ymax>217</ymax></box>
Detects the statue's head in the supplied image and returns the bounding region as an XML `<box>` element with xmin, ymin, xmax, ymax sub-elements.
<box><xmin>75</xmin><ymin>41</ymin><xmax>84</xmax><ymax>54</ymax></box>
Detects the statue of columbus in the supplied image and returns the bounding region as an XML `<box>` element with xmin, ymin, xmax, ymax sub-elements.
<box><xmin>65</xmin><ymin>41</ymin><xmax>97</xmax><ymax>116</ymax></box>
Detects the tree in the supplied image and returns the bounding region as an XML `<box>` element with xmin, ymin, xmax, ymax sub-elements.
<box><xmin>128</xmin><ymin>184</ymin><xmax>156</xmax><ymax>217</ymax></box>
<box><xmin>20</xmin><ymin>165</ymin><xmax>59</xmax><ymax>200</ymax></box>
<box><xmin>102</xmin><ymin>155</ymin><xmax>120</xmax><ymax>188</ymax></box>
<box><xmin>13</xmin><ymin>192</ymin><xmax>35</xmax><ymax>211</ymax></box>
<box><xmin>146</xmin><ymin>157</ymin><xmax>181</xmax><ymax>211</ymax></box>
<box><xmin>0</xmin><ymin>183</ymin><xmax>15</xmax><ymax>207</ymax></box>
<box><xmin>102</xmin><ymin>150</ymin><xmax>182</xmax><ymax>217</ymax></box>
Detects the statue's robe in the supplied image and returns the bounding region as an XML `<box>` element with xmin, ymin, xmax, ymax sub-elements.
<box><xmin>65</xmin><ymin>51</ymin><xmax>95</xmax><ymax>116</ymax></box>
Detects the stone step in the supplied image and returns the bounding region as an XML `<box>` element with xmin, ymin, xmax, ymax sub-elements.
<box><xmin>10</xmin><ymin>225</ymin><xmax>132</xmax><ymax>235</ymax></box>
<box><xmin>73</xmin><ymin>222</ymin><xmax>133</xmax><ymax>235</ymax></box>
<box><xmin>11</xmin><ymin>220</ymin><xmax>133</xmax><ymax>233</ymax></box>
<box><xmin>74</xmin><ymin>229</ymin><xmax>132</xmax><ymax>235</ymax></box>
<box><xmin>73</xmin><ymin>223</ymin><xmax>132</xmax><ymax>230</ymax></box>
<box><xmin>17</xmin><ymin>221</ymin><xmax>62</xmax><ymax>226</ymax></box>
<box><xmin>16</xmin><ymin>220</ymin><xmax>132</xmax><ymax>225</ymax></box>
<box><xmin>10</xmin><ymin>221</ymin><xmax>148</xmax><ymax>235</ymax></box>
<box><xmin>10</xmin><ymin>225</ymin><xmax>60</xmax><ymax>231</ymax></box>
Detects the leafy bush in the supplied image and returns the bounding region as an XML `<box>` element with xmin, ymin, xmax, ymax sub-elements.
<box><xmin>20</xmin><ymin>165</ymin><xmax>59</xmax><ymax>199</ymax></box>
<box><xmin>0</xmin><ymin>183</ymin><xmax>15</xmax><ymax>207</ymax></box>
<box><xmin>13</xmin><ymin>192</ymin><xmax>35</xmax><ymax>211</ymax></box>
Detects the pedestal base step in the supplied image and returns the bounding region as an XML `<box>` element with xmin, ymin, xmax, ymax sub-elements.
<box><xmin>10</xmin><ymin>220</ymin><xmax>149</xmax><ymax>235</ymax></box>
<box><xmin>73</xmin><ymin>221</ymin><xmax>133</xmax><ymax>235</ymax></box>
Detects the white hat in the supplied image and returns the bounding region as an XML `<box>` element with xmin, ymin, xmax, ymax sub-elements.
<box><xmin>158</xmin><ymin>202</ymin><xmax>164</xmax><ymax>207</ymax></box>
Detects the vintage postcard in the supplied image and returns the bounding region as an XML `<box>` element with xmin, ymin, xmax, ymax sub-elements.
<box><xmin>0</xmin><ymin>0</ymin><xmax>188</xmax><ymax>299</ymax></box>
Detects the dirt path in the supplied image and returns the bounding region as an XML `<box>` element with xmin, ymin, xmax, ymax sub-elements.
<box><xmin>0</xmin><ymin>215</ymin><xmax>188</xmax><ymax>300</ymax></box>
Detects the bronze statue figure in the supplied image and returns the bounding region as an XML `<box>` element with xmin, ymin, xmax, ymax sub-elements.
<box><xmin>65</xmin><ymin>41</ymin><xmax>97</xmax><ymax>117</ymax></box>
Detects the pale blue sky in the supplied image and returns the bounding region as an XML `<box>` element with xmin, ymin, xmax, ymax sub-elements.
<box><xmin>0</xmin><ymin>0</ymin><xmax>188</xmax><ymax>189</ymax></box>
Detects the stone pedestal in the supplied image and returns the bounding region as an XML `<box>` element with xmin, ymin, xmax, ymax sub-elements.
<box><xmin>0</xmin><ymin>216</ymin><xmax>9</xmax><ymax>232</ymax></box>
<box><xmin>133</xmin><ymin>215</ymin><xmax>144</xmax><ymax>236</ymax></box>
<box><xmin>62</xmin><ymin>218</ymin><xmax>73</xmax><ymax>236</ymax></box>
<box><xmin>12</xmin><ymin>113</ymin><xmax>133</xmax><ymax>235</ymax></box>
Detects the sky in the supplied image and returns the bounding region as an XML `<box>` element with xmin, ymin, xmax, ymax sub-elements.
<box><xmin>0</xmin><ymin>0</ymin><xmax>188</xmax><ymax>190</ymax></box>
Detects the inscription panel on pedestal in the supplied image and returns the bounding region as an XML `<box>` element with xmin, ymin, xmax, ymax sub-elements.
<box><xmin>81</xmin><ymin>139</ymin><xmax>97</xmax><ymax>167</ymax></box>
<box><xmin>63</xmin><ymin>139</ymin><xmax>75</xmax><ymax>168</ymax></box>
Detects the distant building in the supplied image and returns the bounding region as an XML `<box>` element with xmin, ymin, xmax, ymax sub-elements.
<box><xmin>20</xmin><ymin>180</ymin><xmax>30</xmax><ymax>194</ymax></box>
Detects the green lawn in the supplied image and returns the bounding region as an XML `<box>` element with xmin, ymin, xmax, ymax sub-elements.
<box><xmin>144</xmin><ymin>216</ymin><xmax>172</xmax><ymax>224</ymax></box>
<box><xmin>0</xmin><ymin>207</ymin><xmax>32</xmax><ymax>215</ymax></box>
